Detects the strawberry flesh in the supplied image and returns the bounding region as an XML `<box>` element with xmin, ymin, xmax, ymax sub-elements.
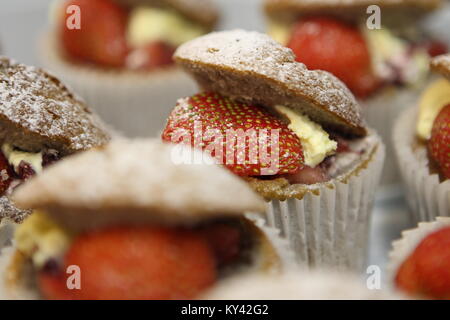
<box><xmin>0</xmin><ymin>152</ymin><xmax>13</xmax><ymax>195</ymax></box>
<box><xmin>283</xmin><ymin>165</ymin><xmax>330</xmax><ymax>185</ymax></box>
<box><xmin>200</xmin><ymin>223</ymin><xmax>242</xmax><ymax>267</ymax></box>
<box><xmin>127</xmin><ymin>41</ymin><xmax>175</xmax><ymax>71</ymax></box>
<box><xmin>39</xmin><ymin>226</ymin><xmax>218</xmax><ymax>300</ymax></box>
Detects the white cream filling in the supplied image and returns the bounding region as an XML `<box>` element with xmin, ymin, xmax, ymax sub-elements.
<box><xmin>2</xmin><ymin>144</ymin><xmax>43</xmax><ymax>174</ymax></box>
<box><xmin>362</xmin><ymin>26</ymin><xmax>429</xmax><ymax>87</ymax></box>
<box><xmin>127</xmin><ymin>7</ymin><xmax>207</xmax><ymax>48</ymax></box>
<box><xmin>275</xmin><ymin>105</ymin><xmax>337</xmax><ymax>167</ymax></box>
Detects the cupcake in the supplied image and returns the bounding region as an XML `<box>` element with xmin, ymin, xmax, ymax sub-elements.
<box><xmin>0</xmin><ymin>139</ymin><xmax>291</xmax><ymax>300</ymax></box>
<box><xmin>39</xmin><ymin>0</ymin><xmax>219</xmax><ymax>137</ymax></box>
<box><xmin>393</xmin><ymin>54</ymin><xmax>450</xmax><ymax>222</ymax></box>
<box><xmin>263</xmin><ymin>0</ymin><xmax>447</xmax><ymax>186</ymax></box>
<box><xmin>203</xmin><ymin>270</ymin><xmax>402</xmax><ymax>300</ymax></box>
<box><xmin>0</xmin><ymin>57</ymin><xmax>111</xmax><ymax>231</ymax></box>
<box><xmin>161</xmin><ymin>30</ymin><xmax>385</xmax><ymax>271</ymax></box>
<box><xmin>389</xmin><ymin>217</ymin><xmax>450</xmax><ymax>299</ymax></box>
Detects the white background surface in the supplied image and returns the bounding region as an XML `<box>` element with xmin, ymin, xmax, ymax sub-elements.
<box><xmin>0</xmin><ymin>0</ymin><xmax>448</xmax><ymax>286</ymax></box>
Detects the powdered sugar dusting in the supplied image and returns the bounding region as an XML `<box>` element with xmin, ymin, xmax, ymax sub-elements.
<box><xmin>0</xmin><ymin>196</ymin><xmax>31</xmax><ymax>223</ymax></box>
<box><xmin>0</xmin><ymin>57</ymin><xmax>111</xmax><ymax>153</ymax></box>
<box><xmin>175</xmin><ymin>30</ymin><xmax>366</xmax><ymax>135</ymax></box>
<box><xmin>13</xmin><ymin>139</ymin><xmax>266</xmax><ymax>224</ymax></box>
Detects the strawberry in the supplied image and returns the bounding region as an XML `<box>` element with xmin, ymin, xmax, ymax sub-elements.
<box><xmin>60</xmin><ymin>0</ymin><xmax>129</xmax><ymax>68</ymax></box>
<box><xmin>17</xmin><ymin>161</ymin><xmax>36</xmax><ymax>181</ymax></box>
<box><xmin>39</xmin><ymin>227</ymin><xmax>217</xmax><ymax>300</ymax></box>
<box><xmin>284</xmin><ymin>165</ymin><xmax>330</xmax><ymax>185</ymax></box>
<box><xmin>200</xmin><ymin>223</ymin><xmax>242</xmax><ymax>266</ymax></box>
<box><xmin>0</xmin><ymin>152</ymin><xmax>13</xmax><ymax>195</ymax></box>
<box><xmin>287</xmin><ymin>17</ymin><xmax>380</xmax><ymax>98</ymax></box>
<box><xmin>127</xmin><ymin>41</ymin><xmax>175</xmax><ymax>71</ymax></box>
<box><xmin>395</xmin><ymin>227</ymin><xmax>450</xmax><ymax>299</ymax></box>
<box><xmin>39</xmin><ymin>271</ymin><xmax>76</xmax><ymax>300</ymax></box>
<box><xmin>162</xmin><ymin>92</ymin><xmax>304</xmax><ymax>176</ymax></box>
<box><xmin>425</xmin><ymin>41</ymin><xmax>448</xmax><ymax>58</ymax></box>
<box><xmin>395</xmin><ymin>254</ymin><xmax>421</xmax><ymax>295</ymax></box>
<box><xmin>429</xmin><ymin>104</ymin><xmax>450</xmax><ymax>180</ymax></box>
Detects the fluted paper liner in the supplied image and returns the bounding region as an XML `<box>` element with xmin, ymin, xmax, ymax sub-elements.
<box><xmin>245</xmin><ymin>213</ymin><xmax>296</xmax><ymax>272</ymax></box>
<box><xmin>263</xmin><ymin>138</ymin><xmax>385</xmax><ymax>271</ymax></box>
<box><xmin>0</xmin><ymin>221</ymin><xmax>13</xmax><ymax>251</ymax></box>
<box><xmin>38</xmin><ymin>34</ymin><xmax>197</xmax><ymax>138</ymax></box>
<box><xmin>393</xmin><ymin>107</ymin><xmax>450</xmax><ymax>222</ymax></box>
<box><xmin>388</xmin><ymin>217</ymin><xmax>450</xmax><ymax>283</ymax></box>
<box><xmin>363</xmin><ymin>86</ymin><xmax>423</xmax><ymax>187</ymax></box>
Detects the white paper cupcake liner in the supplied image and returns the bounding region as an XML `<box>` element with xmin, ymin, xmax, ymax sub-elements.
<box><xmin>393</xmin><ymin>107</ymin><xmax>450</xmax><ymax>223</ymax></box>
<box><xmin>38</xmin><ymin>34</ymin><xmax>197</xmax><ymax>138</ymax></box>
<box><xmin>0</xmin><ymin>246</ymin><xmax>14</xmax><ymax>300</ymax></box>
<box><xmin>262</xmin><ymin>137</ymin><xmax>385</xmax><ymax>272</ymax></box>
<box><xmin>0</xmin><ymin>221</ymin><xmax>13</xmax><ymax>251</ymax></box>
<box><xmin>0</xmin><ymin>244</ymin><xmax>39</xmax><ymax>300</ymax></box>
<box><xmin>245</xmin><ymin>213</ymin><xmax>296</xmax><ymax>272</ymax></box>
<box><xmin>362</xmin><ymin>86</ymin><xmax>423</xmax><ymax>187</ymax></box>
<box><xmin>388</xmin><ymin>217</ymin><xmax>450</xmax><ymax>283</ymax></box>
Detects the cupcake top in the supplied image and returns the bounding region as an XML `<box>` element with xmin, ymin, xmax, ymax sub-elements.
<box><xmin>13</xmin><ymin>139</ymin><xmax>265</xmax><ymax>230</ymax></box>
<box><xmin>175</xmin><ymin>29</ymin><xmax>367</xmax><ymax>137</ymax></box>
<box><xmin>390</xmin><ymin>217</ymin><xmax>450</xmax><ymax>299</ymax></box>
<box><xmin>0</xmin><ymin>57</ymin><xmax>111</xmax><ymax>155</ymax></box>
<box><xmin>265</xmin><ymin>0</ymin><xmax>442</xmax><ymax>18</ymax></box>
<box><xmin>203</xmin><ymin>271</ymin><xmax>402</xmax><ymax>300</ymax></box>
<box><xmin>0</xmin><ymin>57</ymin><xmax>111</xmax><ymax>224</ymax></box>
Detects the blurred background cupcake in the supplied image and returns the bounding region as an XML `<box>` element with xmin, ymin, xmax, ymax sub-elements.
<box><xmin>263</xmin><ymin>0</ymin><xmax>448</xmax><ymax>187</ymax></box>
<box><xmin>38</xmin><ymin>0</ymin><xmax>219</xmax><ymax>137</ymax></box>
<box><xmin>393</xmin><ymin>54</ymin><xmax>450</xmax><ymax>222</ymax></box>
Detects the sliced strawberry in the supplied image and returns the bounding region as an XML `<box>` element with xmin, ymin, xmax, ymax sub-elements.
<box><xmin>162</xmin><ymin>92</ymin><xmax>304</xmax><ymax>176</ymax></box>
<box><xmin>332</xmin><ymin>135</ymin><xmax>351</xmax><ymax>153</ymax></box>
<box><xmin>429</xmin><ymin>104</ymin><xmax>450</xmax><ymax>180</ymax></box>
<box><xmin>425</xmin><ymin>41</ymin><xmax>448</xmax><ymax>58</ymax></box>
<box><xmin>396</xmin><ymin>227</ymin><xmax>450</xmax><ymax>299</ymax></box>
<box><xmin>395</xmin><ymin>254</ymin><xmax>421</xmax><ymax>296</ymax></box>
<box><xmin>287</xmin><ymin>17</ymin><xmax>380</xmax><ymax>98</ymax></box>
<box><xmin>17</xmin><ymin>161</ymin><xmax>36</xmax><ymax>181</ymax></box>
<box><xmin>39</xmin><ymin>226</ymin><xmax>217</xmax><ymax>300</ymax></box>
<box><xmin>200</xmin><ymin>223</ymin><xmax>242</xmax><ymax>267</ymax></box>
<box><xmin>283</xmin><ymin>165</ymin><xmax>330</xmax><ymax>185</ymax></box>
<box><xmin>60</xmin><ymin>0</ymin><xmax>129</xmax><ymax>68</ymax></box>
<box><xmin>127</xmin><ymin>41</ymin><xmax>175</xmax><ymax>71</ymax></box>
<box><xmin>0</xmin><ymin>152</ymin><xmax>13</xmax><ymax>195</ymax></box>
<box><xmin>39</xmin><ymin>271</ymin><xmax>76</xmax><ymax>300</ymax></box>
